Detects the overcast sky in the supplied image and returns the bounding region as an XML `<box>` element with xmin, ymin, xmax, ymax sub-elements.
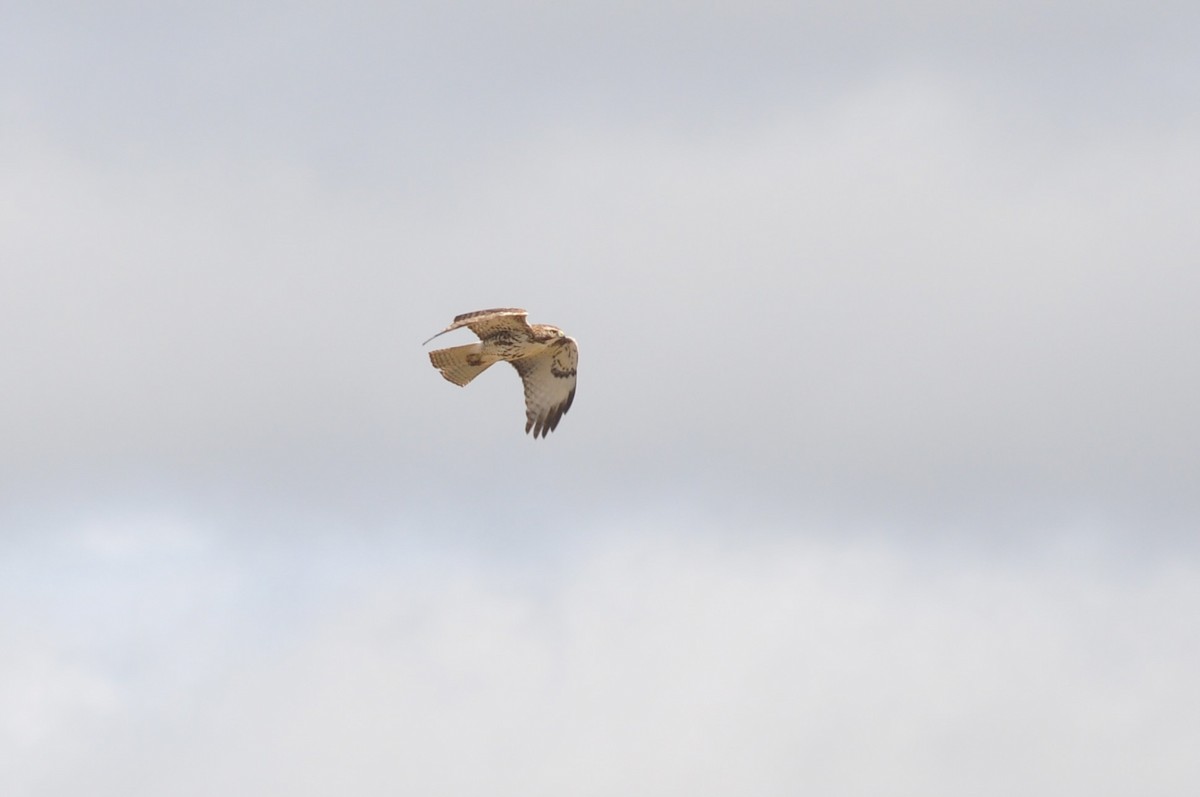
<box><xmin>3</xmin><ymin>3</ymin><xmax>1200</xmax><ymax>795</ymax></box>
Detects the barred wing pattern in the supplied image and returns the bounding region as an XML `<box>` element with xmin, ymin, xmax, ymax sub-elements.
<box><xmin>511</xmin><ymin>339</ymin><xmax>578</xmax><ymax>438</ymax></box>
<box><xmin>422</xmin><ymin>308</ymin><xmax>529</xmax><ymax>345</ymax></box>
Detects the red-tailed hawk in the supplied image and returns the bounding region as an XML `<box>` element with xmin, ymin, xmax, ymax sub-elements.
<box><xmin>424</xmin><ymin>308</ymin><xmax>578</xmax><ymax>438</ymax></box>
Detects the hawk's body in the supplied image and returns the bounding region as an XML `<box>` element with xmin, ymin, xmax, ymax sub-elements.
<box><xmin>424</xmin><ymin>308</ymin><xmax>578</xmax><ymax>438</ymax></box>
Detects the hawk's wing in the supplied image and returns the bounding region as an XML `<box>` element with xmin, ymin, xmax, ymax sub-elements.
<box><xmin>511</xmin><ymin>337</ymin><xmax>578</xmax><ymax>438</ymax></box>
<box><xmin>422</xmin><ymin>308</ymin><xmax>529</xmax><ymax>345</ymax></box>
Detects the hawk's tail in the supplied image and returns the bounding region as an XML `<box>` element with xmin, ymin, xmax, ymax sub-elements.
<box><xmin>429</xmin><ymin>343</ymin><xmax>495</xmax><ymax>387</ymax></box>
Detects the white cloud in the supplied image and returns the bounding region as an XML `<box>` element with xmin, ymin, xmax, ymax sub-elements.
<box><xmin>12</xmin><ymin>524</ymin><xmax>1199</xmax><ymax>796</ymax></box>
<box><xmin>0</xmin><ymin>630</ymin><xmax>119</xmax><ymax>795</ymax></box>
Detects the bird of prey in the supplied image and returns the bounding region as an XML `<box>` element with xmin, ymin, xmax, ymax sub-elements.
<box><xmin>424</xmin><ymin>308</ymin><xmax>578</xmax><ymax>438</ymax></box>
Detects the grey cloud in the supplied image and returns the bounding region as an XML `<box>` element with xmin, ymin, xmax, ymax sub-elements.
<box><xmin>5</xmin><ymin>68</ymin><xmax>1197</xmax><ymax>523</ymax></box>
<box><xmin>6</xmin><ymin>3</ymin><xmax>1195</xmax><ymax>174</ymax></box>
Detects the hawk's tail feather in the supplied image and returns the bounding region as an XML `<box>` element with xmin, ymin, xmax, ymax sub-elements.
<box><xmin>429</xmin><ymin>343</ymin><xmax>494</xmax><ymax>387</ymax></box>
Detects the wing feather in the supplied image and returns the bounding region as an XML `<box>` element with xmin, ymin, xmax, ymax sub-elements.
<box><xmin>511</xmin><ymin>337</ymin><xmax>578</xmax><ymax>438</ymax></box>
<box><xmin>422</xmin><ymin>308</ymin><xmax>529</xmax><ymax>345</ymax></box>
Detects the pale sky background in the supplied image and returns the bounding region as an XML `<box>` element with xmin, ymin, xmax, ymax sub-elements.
<box><xmin>3</xmin><ymin>2</ymin><xmax>1200</xmax><ymax>795</ymax></box>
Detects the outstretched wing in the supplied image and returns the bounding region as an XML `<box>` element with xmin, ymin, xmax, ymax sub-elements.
<box><xmin>423</xmin><ymin>308</ymin><xmax>529</xmax><ymax>345</ymax></box>
<box><xmin>511</xmin><ymin>337</ymin><xmax>578</xmax><ymax>438</ymax></box>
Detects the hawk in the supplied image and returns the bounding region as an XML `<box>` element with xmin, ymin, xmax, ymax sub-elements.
<box><xmin>424</xmin><ymin>308</ymin><xmax>578</xmax><ymax>438</ymax></box>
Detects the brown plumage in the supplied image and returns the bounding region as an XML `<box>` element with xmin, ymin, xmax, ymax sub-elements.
<box><xmin>424</xmin><ymin>308</ymin><xmax>578</xmax><ymax>438</ymax></box>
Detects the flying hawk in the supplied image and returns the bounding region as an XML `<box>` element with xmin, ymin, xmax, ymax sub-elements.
<box><xmin>424</xmin><ymin>308</ymin><xmax>578</xmax><ymax>438</ymax></box>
